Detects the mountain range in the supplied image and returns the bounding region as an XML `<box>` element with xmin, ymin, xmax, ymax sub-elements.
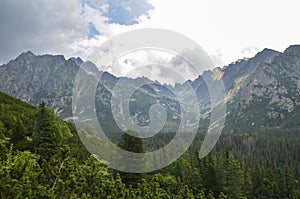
<box><xmin>1</xmin><ymin>45</ymin><xmax>300</xmax><ymax>134</ymax></box>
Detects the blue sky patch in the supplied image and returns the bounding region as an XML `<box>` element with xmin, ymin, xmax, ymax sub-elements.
<box><xmin>104</xmin><ymin>0</ymin><xmax>154</xmax><ymax>25</ymax></box>
<box><xmin>88</xmin><ymin>23</ymin><xmax>100</xmax><ymax>38</ymax></box>
<box><xmin>82</xmin><ymin>0</ymin><xmax>154</xmax><ymax>26</ymax></box>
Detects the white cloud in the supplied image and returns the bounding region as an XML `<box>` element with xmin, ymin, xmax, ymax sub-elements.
<box><xmin>0</xmin><ymin>0</ymin><xmax>154</xmax><ymax>64</ymax></box>
<box><xmin>82</xmin><ymin>4</ymin><xmax>111</xmax><ymax>36</ymax></box>
<box><xmin>80</xmin><ymin>0</ymin><xmax>300</xmax><ymax>69</ymax></box>
<box><xmin>72</xmin><ymin>0</ymin><xmax>300</xmax><ymax>83</ymax></box>
<box><xmin>108</xmin><ymin>49</ymin><xmax>210</xmax><ymax>85</ymax></box>
<box><xmin>1</xmin><ymin>0</ymin><xmax>300</xmax><ymax>81</ymax></box>
<box><xmin>0</xmin><ymin>0</ymin><xmax>88</xmax><ymax>63</ymax></box>
<box><xmin>65</xmin><ymin>0</ymin><xmax>155</xmax><ymax>62</ymax></box>
<box><xmin>137</xmin><ymin>0</ymin><xmax>300</xmax><ymax>66</ymax></box>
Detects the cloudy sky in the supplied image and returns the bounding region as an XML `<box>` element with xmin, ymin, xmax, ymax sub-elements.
<box><xmin>1</xmin><ymin>0</ymin><xmax>300</xmax><ymax>83</ymax></box>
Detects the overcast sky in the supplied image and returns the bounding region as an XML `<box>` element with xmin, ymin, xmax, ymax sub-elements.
<box><xmin>1</xmin><ymin>0</ymin><xmax>300</xmax><ymax>83</ymax></box>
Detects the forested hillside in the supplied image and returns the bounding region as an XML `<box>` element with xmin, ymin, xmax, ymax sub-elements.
<box><xmin>0</xmin><ymin>91</ymin><xmax>299</xmax><ymax>198</ymax></box>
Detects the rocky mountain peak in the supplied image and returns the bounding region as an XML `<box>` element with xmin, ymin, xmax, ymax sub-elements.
<box><xmin>69</xmin><ymin>57</ymin><xmax>84</xmax><ymax>66</ymax></box>
<box><xmin>1</xmin><ymin>47</ymin><xmax>300</xmax><ymax>133</ymax></box>
<box><xmin>283</xmin><ymin>45</ymin><xmax>300</xmax><ymax>57</ymax></box>
<box><xmin>15</xmin><ymin>50</ymin><xmax>36</xmax><ymax>65</ymax></box>
<box><xmin>252</xmin><ymin>48</ymin><xmax>280</xmax><ymax>63</ymax></box>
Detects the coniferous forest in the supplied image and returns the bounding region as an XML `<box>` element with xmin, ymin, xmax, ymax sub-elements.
<box><xmin>0</xmin><ymin>90</ymin><xmax>300</xmax><ymax>199</ymax></box>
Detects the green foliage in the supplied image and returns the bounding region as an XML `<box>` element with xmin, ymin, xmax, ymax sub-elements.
<box><xmin>119</xmin><ymin>130</ymin><xmax>144</xmax><ymax>153</ymax></box>
<box><xmin>118</xmin><ymin>130</ymin><xmax>145</xmax><ymax>187</ymax></box>
<box><xmin>0</xmin><ymin>147</ymin><xmax>47</xmax><ymax>198</ymax></box>
<box><xmin>33</xmin><ymin>102</ymin><xmax>71</xmax><ymax>160</ymax></box>
<box><xmin>223</xmin><ymin>154</ymin><xmax>244</xmax><ymax>199</ymax></box>
<box><xmin>0</xmin><ymin>121</ymin><xmax>6</xmax><ymax>138</ymax></box>
<box><xmin>10</xmin><ymin>118</ymin><xmax>26</xmax><ymax>149</ymax></box>
<box><xmin>0</xmin><ymin>91</ymin><xmax>299</xmax><ymax>198</ymax></box>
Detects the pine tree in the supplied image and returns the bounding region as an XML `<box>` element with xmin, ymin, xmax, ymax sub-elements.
<box><xmin>242</xmin><ymin>158</ymin><xmax>252</xmax><ymax>198</ymax></box>
<box><xmin>33</xmin><ymin>102</ymin><xmax>63</xmax><ymax>161</ymax></box>
<box><xmin>201</xmin><ymin>155</ymin><xmax>220</xmax><ymax>195</ymax></box>
<box><xmin>207</xmin><ymin>189</ymin><xmax>216</xmax><ymax>199</ymax></box>
<box><xmin>10</xmin><ymin>118</ymin><xmax>26</xmax><ymax>150</ymax></box>
<box><xmin>118</xmin><ymin>130</ymin><xmax>145</xmax><ymax>187</ymax></box>
<box><xmin>0</xmin><ymin>121</ymin><xmax>5</xmax><ymax>138</ymax></box>
<box><xmin>119</xmin><ymin>130</ymin><xmax>144</xmax><ymax>153</ymax></box>
<box><xmin>223</xmin><ymin>154</ymin><xmax>244</xmax><ymax>199</ymax></box>
<box><xmin>218</xmin><ymin>192</ymin><xmax>227</xmax><ymax>199</ymax></box>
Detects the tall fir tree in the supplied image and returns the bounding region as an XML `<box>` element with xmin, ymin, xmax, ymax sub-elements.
<box><xmin>33</xmin><ymin>102</ymin><xmax>63</xmax><ymax>161</ymax></box>
<box><xmin>10</xmin><ymin>118</ymin><xmax>26</xmax><ymax>150</ymax></box>
<box><xmin>223</xmin><ymin>154</ymin><xmax>244</xmax><ymax>199</ymax></box>
<box><xmin>118</xmin><ymin>130</ymin><xmax>145</xmax><ymax>188</ymax></box>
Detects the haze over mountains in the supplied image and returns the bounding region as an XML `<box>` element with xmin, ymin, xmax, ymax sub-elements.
<box><xmin>1</xmin><ymin>45</ymin><xmax>300</xmax><ymax>134</ymax></box>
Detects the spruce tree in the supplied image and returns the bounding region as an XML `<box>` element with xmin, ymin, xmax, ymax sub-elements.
<box><xmin>33</xmin><ymin>102</ymin><xmax>62</xmax><ymax>161</ymax></box>
<box><xmin>10</xmin><ymin>118</ymin><xmax>26</xmax><ymax>150</ymax></box>
<box><xmin>223</xmin><ymin>154</ymin><xmax>244</xmax><ymax>199</ymax></box>
<box><xmin>118</xmin><ymin>130</ymin><xmax>145</xmax><ymax>187</ymax></box>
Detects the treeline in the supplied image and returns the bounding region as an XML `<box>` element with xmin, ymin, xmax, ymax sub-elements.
<box><xmin>0</xmin><ymin>91</ymin><xmax>299</xmax><ymax>198</ymax></box>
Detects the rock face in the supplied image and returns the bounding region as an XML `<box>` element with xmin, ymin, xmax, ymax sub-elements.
<box><xmin>1</xmin><ymin>46</ymin><xmax>300</xmax><ymax>133</ymax></box>
<box><xmin>0</xmin><ymin>51</ymin><xmax>182</xmax><ymax>132</ymax></box>
<box><xmin>0</xmin><ymin>51</ymin><xmax>79</xmax><ymax>117</ymax></box>
<box><xmin>223</xmin><ymin>46</ymin><xmax>300</xmax><ymax>132</ymax></box>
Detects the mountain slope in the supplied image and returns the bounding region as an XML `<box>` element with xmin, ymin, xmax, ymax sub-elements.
<box><xmin>223</xmin><ymin>46</ymin><xmax>300</xmax><ymax>133</ymax></box>
<box><xmin>0</xmin><ymin>51</ymin><xmax>79</xmax><ymax>117</ymax></box>
<box><xmin>0</xmin><ymin>51</ymin><xmax>181</xmax><ymax>132</ymax></box>
<box><xmin>1</xmin><ymin>46</ymin><xmax>300</xmax><ymax>134</ymax></box>
<box><xmin>0</xmin><ymin>90</ymin><xmax>89</xmax><ymax>160</ymax></box>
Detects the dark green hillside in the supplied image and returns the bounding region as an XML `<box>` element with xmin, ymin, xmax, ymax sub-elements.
<box><xmin>0</xmin><ymin>91</ymin><xmax>300</xmax><ymax>198</ymax></box>
<box><xmin>0</xmin><ymin>90</ymin><xmax>88</xmax><ymax>158</ymax></box>
<box><xmin>0</xmin><ymin>91</ymin><xmax>37</xmax><ymax>147</ymax></box>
